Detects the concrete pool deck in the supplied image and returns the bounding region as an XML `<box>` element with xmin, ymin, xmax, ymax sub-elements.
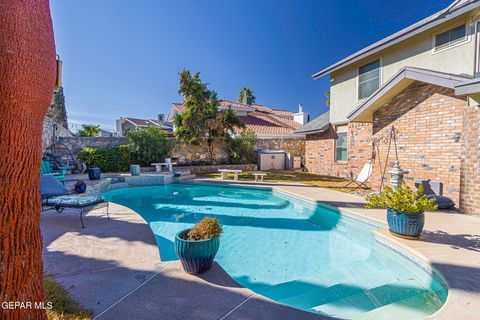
<box><xmin>41</xmin><ymin>179</ymin><xmax>480</xmax><ymax>319</ymax></box>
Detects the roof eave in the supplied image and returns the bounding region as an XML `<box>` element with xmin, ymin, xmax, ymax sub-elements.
<box><xmin>455</xmin><ymin>78</ymin><xmax>480</xmax><ymax>95</ymax></box>
<box><xmin>347</xmin><ymin>67</ymin><xmax>469</xmax><ymax>121</ymax></box>
<box><xmin>312</xmin><ymin>1</ymin><xmax>480</xmax><ymax>80</ymax></box>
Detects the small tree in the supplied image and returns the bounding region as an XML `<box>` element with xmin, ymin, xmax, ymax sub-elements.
<box><xmin>127</xmin><ymin>125</ymin><xmax>173</xmax><ymax>165</ymax></box>
<box><xmin>325</xmin><ymin>90</ymin><xmax>330</xmax><ymax>107</ymax></box>
<box><xmin>175</xmin><ymin>70</ymin><xmax>244</xmax><ymax>163</ymax></box>
<box><xmin>78</xmin><ymin>124</ymin><xmax>100</xmax><ymax>137</ymax></box>
<box><xmin>238</xmin><ymin>87</ymin><xmax>256</xmax><ymax>104</ymax></box>
<box><xmin>228</xmin><ymin>130</ymin><xmax>257</xmax><ymax>164</ymax></box>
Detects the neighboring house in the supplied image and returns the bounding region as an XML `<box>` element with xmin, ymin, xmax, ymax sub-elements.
<box><xmin>116</xmin><ymin>114</ymin><xmax>173</xmax><ymax>137</ymax></box>
<box><xmin>298</xmin><ymin>0</ymin><xmax>480</xmax><ymax>214</ymax></box>
<box><xmin>167</xmin><ymin>99</ymin><xmax>309</xmax><ymax>139</ymax></box>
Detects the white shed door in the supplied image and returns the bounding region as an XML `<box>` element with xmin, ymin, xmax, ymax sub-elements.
<box><xmin>261</xmin><ymin>154</ymin><xmax>284</xmax><ymax>170</ymax></box>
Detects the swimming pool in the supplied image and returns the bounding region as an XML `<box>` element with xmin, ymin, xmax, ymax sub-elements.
<box><xmin>103</xmin><ymin>183</ymin><xmax>447</xmax><ymax>319</ymax></box>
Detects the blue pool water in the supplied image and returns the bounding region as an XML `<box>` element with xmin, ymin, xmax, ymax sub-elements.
<box><xmin>103</xmin><ymin>183</ymin><xmax>447</xmax><ymax>319</ymax></box>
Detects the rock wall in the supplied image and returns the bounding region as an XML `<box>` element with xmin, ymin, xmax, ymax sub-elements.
<box><xmin>58</xmin><ymin>136</ymin><xmax>127</xmax><ymax>158</ymax></box>
<box><xmin>46</xmin><ymin>86</ymin><xmax>67</xmax><ymax>127</ymax></box>
<box><xmin>171</xmin><ymin>141</ymin><xmax>228</xmax><ymax>165</ymax></box>
<box><xmin>255</xmin><ymin>138</ymin><xmax>305</xmax><ymax>156</ymax></box>
<box><xmin>42</xmin><ymin>116</ymin><xmax>73</xmax><ymax>150</ymax></box>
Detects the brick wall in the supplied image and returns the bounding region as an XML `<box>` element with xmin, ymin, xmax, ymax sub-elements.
<box><xmin>371</xmin><ymin>82</ymin><xmax>467</xmax><ymax>205</ymax></box>
<box><xmin>305</xmin><ymin>123</ymin><xmax>372</xmax><ymax>179</ymax></box>
<box><xmin>460</xmin><ymin>103</ymin><xmax>480</xmax><ymax>215</ymax></box>
<box><xmin>305</xmin><ymin>82</ymin><xmax>472</xmax><ymax>209</ymax></box>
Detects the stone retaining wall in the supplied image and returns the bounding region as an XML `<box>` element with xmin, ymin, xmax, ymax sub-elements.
<box><xmin>58</xmin><ymin>136</ymin><xmax>128</xmax><ymax>157</ymax></box>
<box><xmin>181</xmin><ymin>164</ymin><xmax>257</xmax><ymax>174</ymax></box>
<box><xmin>255</xmin><ymin>138</ymin><xmax>305</xmax><ymax>157</ymax></box>
<box><xmin>42</xmin><ymin>116</ymin><xmax>73</xmax><ymax>150</ymax></box>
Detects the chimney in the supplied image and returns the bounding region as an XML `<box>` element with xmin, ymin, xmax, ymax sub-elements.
<box><xmin>293</xmin><ymin>103</ymin><xmax>309</xmax><ymax>126</ymax></box>
<box><xmin>158</xmin><ymin>113</ymin><xmax>165</xmax><ymax>124</ymax></box>
<box><xmin>244</xmin><ymin>96</ymin><xmax>253</xmax><ymax>105</ymax></box>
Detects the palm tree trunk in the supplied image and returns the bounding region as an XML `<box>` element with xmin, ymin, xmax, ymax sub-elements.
<box><xmin>0</xmin><ymin>1</ymin><xmax>56</xmax><ymax>319</ymax></box>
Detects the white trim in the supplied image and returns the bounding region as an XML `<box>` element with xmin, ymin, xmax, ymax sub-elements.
<box><xmin>356</xmin><ymin>57</ymin><xmax>383</xmax><ymax>102</ymax></box>
<box><xmin>334</xmin><ymin>125</ymin><xmax>348</xmax><ymax>162</ymax></box>
<box><xmin>431</xmin><ymin>20</ymin><xmax>471</xmax><ymax>54</ymax></box>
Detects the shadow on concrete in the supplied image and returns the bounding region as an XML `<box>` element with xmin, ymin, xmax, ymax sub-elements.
<box><xmin>421</xmin><ymin>230</ymin><xmax>480</xmax><ymax>252</ymax></box>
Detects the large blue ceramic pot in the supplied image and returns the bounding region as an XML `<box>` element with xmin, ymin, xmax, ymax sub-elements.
<box><xmin>88</xmin><ymin>167</ymin><xmax>101</xmax><ymax>180</ymax></box>
<box><xmin>174</xmin><ymin>229</ymin><xmax>220</xmax><ymax>274</ymax></box>
<box><xmin>130</xmin><ymin>165</ymin><xmax>140</xmax><ymax>176</ymax></box>
<box><xmin>387</xmin><ymin>208</ymin><xmax>425</xmax><ymax>239</ymax></box>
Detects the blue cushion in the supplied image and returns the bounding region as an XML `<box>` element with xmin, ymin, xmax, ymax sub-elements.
<box><xmin>427</xmin><ymin>195</ymin><xmax>455</xmax><ymax>209</ymax></box>
<box><xmin>40</xmin><ymin>175</ymin><xmax>68</xmax><ymax>198</ymax></box>
<box><xmin>45</xmin><ymin>195</ymin><xmax>104</xmax><ymax>208</ymax></box>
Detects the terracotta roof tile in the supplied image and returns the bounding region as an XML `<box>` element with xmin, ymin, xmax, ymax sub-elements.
<box><xmin>170</xmin><ymin>100</ymin><xmax>298</xmax><ymax>135</ymax></box>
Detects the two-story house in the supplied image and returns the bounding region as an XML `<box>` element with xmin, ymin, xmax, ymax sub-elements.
<box><xmin>298</xmin><ymin>0</ymin><xmax>480</xmax><ymax>214</ymax></box>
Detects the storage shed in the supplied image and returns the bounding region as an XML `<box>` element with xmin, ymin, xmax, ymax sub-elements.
<box><xmin>256</xmin><ymin>149</ymin><xmax>286</xmax><ymax>170</ymax></box>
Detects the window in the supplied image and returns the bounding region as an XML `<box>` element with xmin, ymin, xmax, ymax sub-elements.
<box><xmin>434</xmin><ymin>24</ymin><xmax>467</xmax><ymax>51</ymax></box>
<box><xmin>335</xmin><ymin>126</ymin><xmax>348</xmax><ymax>162</ymax></box>
<box><xmin>358</xmin><ymin>60</ymin><xmax>380</xmax><ymax>100</ymax></box>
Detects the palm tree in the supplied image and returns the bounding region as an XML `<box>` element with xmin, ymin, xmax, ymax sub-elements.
<box><xmin>78</xmin><ymin>124</ymin><xmax>101</xmax><ymax>137</ymax></box>
<box><xmin>1</xmin><ymin>1</ymin><xmax>57</xmax><ymax>318</ymax></box>
<box><xmin>238</xmin><ymin>87</ymin><xmax>256</xmax><ymax>104</ymax></box>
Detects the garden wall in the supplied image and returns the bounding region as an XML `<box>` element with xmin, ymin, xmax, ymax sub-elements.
<box><xmin>42</xmin><ymin>116</ymin><xmax>73</xmax><ymax>150</ymax></box>
<box><xmin>179</xmin><ymin>164</ymin><xmax>257</xmax><ymax>174</ymax></box>
<box><xmin>58</xmin><ymin>136</ymin><xmax>127</xmax><ymax>157</ymax></box>
<box><xmin>171</xmin><ymin>141</ymin><xmax>228</xmax><ymax>165</ymax></box>
<box><xmin>255</xmin><ymin>138</ymin><xmax>305</xmax><ymax>157</ymax></box>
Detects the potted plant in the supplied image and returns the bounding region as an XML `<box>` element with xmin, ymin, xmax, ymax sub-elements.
<box><xmin>365</xmin><ymin>183</ymin><xmax>438</xmax><ymax>239</ymax></box>
<box><xmin>74</xmin><ymin>180</ymin><xmax>87</xmax><ymax>194</ymax></box>
<box><xmin>174</xmin><ymin>217</ymin><xmax>222</xmax><ymax>274</ymax></box>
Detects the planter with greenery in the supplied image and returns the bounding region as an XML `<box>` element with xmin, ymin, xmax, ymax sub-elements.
<box><xmin>174</xmin><ymin>217</ymin><xmax>223</xmax><ymax>274</ymax></box>
<box><xmin>365</xmin><ymin>184</ymin><xmax>438</xmax><ymax>239</ymax></box>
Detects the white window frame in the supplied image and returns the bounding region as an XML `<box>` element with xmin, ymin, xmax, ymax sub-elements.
<box><xmin>334</xmin><ymin>125</ymin><xmax>348</xmax><ymax>162</ymax></box>
<box><xmin>356</xmin><ymin>58</ymin><xmax>382</xmax><ymax>102</ymax></box>
<box><xmin>432</xmin><ymin>21</ymin><xmax>471</xmax><ymax>54</ymax></box>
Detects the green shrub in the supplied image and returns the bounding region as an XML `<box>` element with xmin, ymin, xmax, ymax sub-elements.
<box><xmin>78</xmin><ymin>145</ymin><xmax>131</xmax><ymax>172</ymax></box>
<box><xmin>365</xmin><ymin>183</ymin><xmax>438</xmax><ymax>213</ymax></box>
<box><xmin>184</xmin><ymin>217</ymin><xmax>223</xmax><ymax>241</ymax></box>
<box><xmin>127</xmin><ymin>126</ymin><xmax>173</xmax><ymax>166</ymax></box>
<box><xmin>228</xmin><ymin>130</ymin><xmax>257</xmax><ymax>164</ymax></box>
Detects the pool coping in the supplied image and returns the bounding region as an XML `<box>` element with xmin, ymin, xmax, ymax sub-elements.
<box><xmin>182</xmin><ymin>178</ymin><xmax>480</xmax><ymax>320</ymax></box>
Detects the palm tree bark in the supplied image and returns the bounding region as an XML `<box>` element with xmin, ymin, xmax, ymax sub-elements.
<box><xmin>0</xmin><ymin>1</ymin><xmax>56</xmax><ymax>319</ymax></box>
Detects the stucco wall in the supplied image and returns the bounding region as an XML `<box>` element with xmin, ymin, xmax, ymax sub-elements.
<box><xmin>329</xmin><ymin>15</ymin><xmax>475</xmax><ymax>124</ymax></box>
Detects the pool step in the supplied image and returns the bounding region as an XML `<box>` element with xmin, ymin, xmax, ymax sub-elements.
<box><xmin>353</xmin><ymin>290</ymin><xmax>445</xmax><ymax>320</ymax></box>
<box><xmin>269</xmin><ymin>278</ymin><xmax>442</xmax><ymax>319</ymax></box>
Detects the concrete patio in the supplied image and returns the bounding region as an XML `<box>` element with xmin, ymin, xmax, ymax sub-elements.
<box><xmin>41</xmin><ymin>179</ymin><xmax>480</xmax><ymax>320</ymax></box>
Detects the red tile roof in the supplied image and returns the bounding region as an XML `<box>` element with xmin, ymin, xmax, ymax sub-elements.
<box><xmin>170</xmin><ymin>100</ymin><xmax>299</xmax><ymax>135</ymax></box>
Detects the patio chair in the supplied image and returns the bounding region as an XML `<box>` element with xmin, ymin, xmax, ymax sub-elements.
<box><xmin>344</xmin><ymin>163</ymin><xmax>372</xmax><ymax>191</ymax></box>
<box><xmin>41</xmin><ymin>159</ymin><xmax>66</xmax><ymax>184</ymax></box>
<box><xmin>41</xmin><ymin>176</ymin><xmax>111</xmax><ymax>228</ymax></box>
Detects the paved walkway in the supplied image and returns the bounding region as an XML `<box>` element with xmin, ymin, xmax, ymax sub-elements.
<box><xmin>41</xmin><ymin>179</ymin><xmax>480</xmax><ymax>320</ymax></box>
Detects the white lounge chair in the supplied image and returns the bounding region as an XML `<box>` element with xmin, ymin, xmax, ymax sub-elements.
<box><xmin>344</xmin><ymin>163</ymin><xmax>372</xmax><ymax>191</ymax></box>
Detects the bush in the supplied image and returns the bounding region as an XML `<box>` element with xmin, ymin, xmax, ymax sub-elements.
<box><xmin>228</xmin><ymin>130</ymin><xmax>257</xmax><ymax>164</ymax></box>
<box><xmin>127</xmin><ymin>126</ymin><xmax>173</xmax><ymax>166</ymax></box>
<box><xmin>78</xmin><ymin>145</ymin><xmax>131</xmax><ymax>172</ymax></box>
<box><xmin>365</xmin><ymin>183</ymin><xmax>438</xmax><ymax>213</ymax></box>
<box><xmin>184</xmin><ymin>217</ymin><xmax>223</xmax><ymax>241</ymax></box>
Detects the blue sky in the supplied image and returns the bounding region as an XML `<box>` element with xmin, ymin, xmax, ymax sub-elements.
<box><xmin>51</xmin><ymin>0</ymin><xmax>452</xmax><ymax>131</ymax></box>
